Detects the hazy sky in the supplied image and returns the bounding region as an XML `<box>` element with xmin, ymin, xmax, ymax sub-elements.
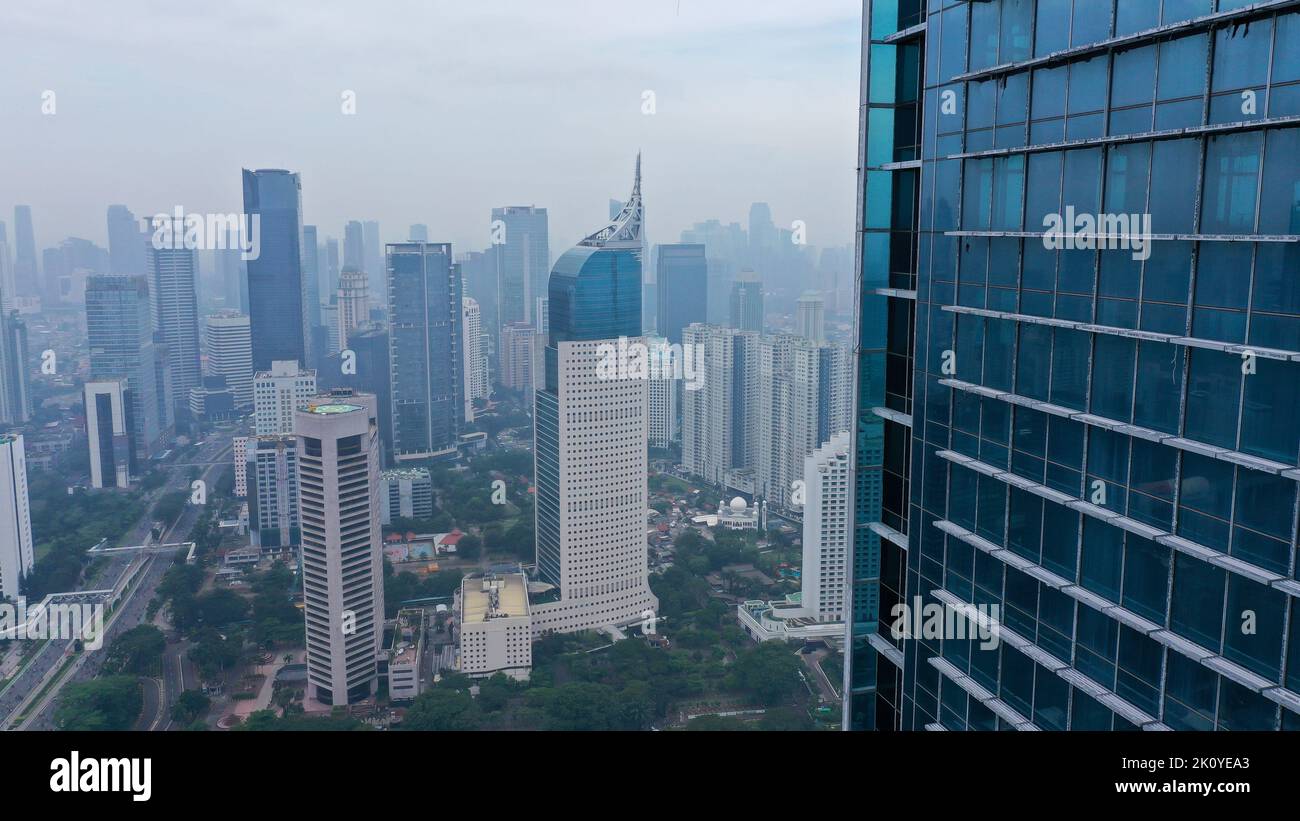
<box><xmin>0</xmin><ymin>0</ymin><xmax>861</xmax><ymax>257</ymax></box>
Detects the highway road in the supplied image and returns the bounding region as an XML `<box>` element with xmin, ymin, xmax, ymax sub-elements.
<box><xmin>1</xmin><ymin>434</ymin><xmax>233</xmax><ymax>730</ymax></box>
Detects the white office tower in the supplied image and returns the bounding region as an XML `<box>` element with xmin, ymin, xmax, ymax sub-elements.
<box><xmin>532</xmin><ymin>155</ymin><xmax>657</xmax><ymax>635</ymax></box>
<box><xmin>499</xmin><ymin>322</ymin><xmax>535</xmax><ymax>393</ymax></box>
<box><xmin>254</xmin><ymin>360</ymin><xmax>317</xmax><ymax>436</ymax></box>
<box><xmin>461</xmin><ymin>297</ymin><xmax>485</xmax><ymax>419</ymax></box>
<box><xmin>232</xmin><ymin>435</ymin><xmax>249</xmax><ymax>497</ymax></box>
<box><xmin>378</xmin><ymin>467</ymin><xmax>433</xmax><ymax>525</ymax></box>
<box><xmin>795</xmin><ymin>291</ymin><xmax>826</xmax><ymax>344</ymax></box>
<box><xmin>799</xmin><ymin>432</ymin><xmax>850</xmax><ymax>622</ymax></box>
<box><xmin>296</xmin><ymin>394</ymin><xmax>384</xmax><ymax>707</ymax></box>
<box><xmin>206</xmin><ymin>312</ymin><xmax>253</xmax><ymax>408</ymax></box>
<box><xmin>0</xmin><ymin>434</ymin><xmax>35</xmax><ymax>601</ymax></box>
<box><xmin>84</xmin><ymin>379</ymin><xmax>134</xmax><ymax>489</ymax></box>
<box><xmin>336</xmin><ymin>267</ymin><xmax>369</xmax><ymax>352</ymax></box>
<box><xmin>245</xmin><ymin>436</ymin><xmax>299</xmax><ymax>550</ymax></box>
<box><xmin>681</xmin><ymin>324</ymin><xmax>755</xmax><ymax>486</ymax></box>
<box><xmin>147</xmin><ymin>241</ymin><xmax>202</xmax><ymax>402</ymax></box>
<box><xmin>645</xmin><ymin>336</ymin><xmax>678</xmax><ymax>448</ymax></box>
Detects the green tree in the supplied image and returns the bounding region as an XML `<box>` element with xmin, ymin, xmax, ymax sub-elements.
<box><xmin>193</xmin><ymin>589</ymin><xmax>251</xmax><ymax>627</ymax></box>
<box><xmin>401</xmin><ymin>688</ymin><xmax>481</xmax><ymax>731</ymax></box>
<box><xmin>236</xmin><ymin>710</ymin><xmax>368</xmax><ymax>731</ymax></box>
<box><xmin>728</xmin><ymin>642</ymin><xmax>803</xmax><ymax>706</ymax></box>
<box><xmin>171</xmin><ymin>689</ymin><xmax>211</xmax><ymax>724</ymax></box>
<box><xmin>104</xmin><ymin>625</ymin><xmax>166</xmax><ymax>675</ymax></box>
<box><xmin>55</xmin><ymin>676</ymin><xmax>143</xmax><ymax>731</ymax></box>
<box><xmin>759</xmin><ymin>706</ymin><xmax>814</xmax><ymax>731</ymax></box>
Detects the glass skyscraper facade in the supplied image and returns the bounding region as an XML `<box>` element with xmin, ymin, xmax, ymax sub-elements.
<box><xmin>242</xmin><ymin>168</ymin><xmax>308</xmax><ymax>371</ymax></box>
<box><xmin>86</xmin><ymin>274</ymin><xmax>166</xmax><ymax>462</ymax></box>
<box><xmin>491</xmin><ymin>205</ymin><xmax>550</xmax><ymax>336</ymax></box>
<box><xmin>387</xmin><ymin>242</ymin><xmax>464</xmax><ymax>462</ymax></box>
<box><xmin>655</xmin><ymin>243</ymin><xmax>708</xmax><ymax>344</ymax></box>
<box><xmin>849</xmin><ymin>0</ymin><xmax>1300</xmax><ymax>731</ymax></box>
<box><xmin>535</xmin><ymin>240</ymin><xmax>643</xmax><ymax>588</ymax></box>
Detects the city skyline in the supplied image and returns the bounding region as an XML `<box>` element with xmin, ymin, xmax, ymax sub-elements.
<box><xmin>2</xmin><ymin>0</ymin><xmax>1298</xmax><ymax>767</ymax></box>
<box><xmin>0</xmin><ymin>1</ymin><xmax>859</xmax><ymax>257</ymax></box>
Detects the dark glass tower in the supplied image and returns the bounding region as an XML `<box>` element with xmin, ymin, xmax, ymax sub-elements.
<box><xmin>655</xmin><ymin>243</ymin><xmax>707</xmax><ymax>344</ymax></box>
<box><xmin>491</xmin><ymin>205</ymin><xmax>550</xmax><ymax>337</ymax></box>
<box><xmin>12</xmin><ymin>206</ymin><xmax>37</xmax><ymax>298</ymax></box>
<box><xmin>85</xmin><ymin>274</ymin><xmax>166</xmax><ymax>462</ymax></box>
<box><xmin>387</xmin><ymin>242</ymin><xmax>463</xmax><ymax>462</ymax></box>
<box><xmin>850</xmin><ymin>0</ymin><xmax>1300</xmax><ymax>732</ymax></box>
<box><xmin>242</xmin><ymin>168</ymin><xmax>307</xmax><ymax>371</ymax></box>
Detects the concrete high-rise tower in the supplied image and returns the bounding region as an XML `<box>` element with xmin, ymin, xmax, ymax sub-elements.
<box><xmin>498</xmin><ymin>322</ymin><xmax>535</xmax><ymax>394</ymax></box>
<box><xmin>462</xmin><ymin>297</ymin><xmax>486</xmax><ymax>416</ymax></box>
<box><xmin>254</xmin><ymin>360</ymin><xmax>317</xmax><ymax>436</ymax></box>
<box><xmin>0</xmin><ymin>433</ymin><xmax>34</xmax><ymax>602</ymax></box>
<box><xmin>795</xmin><ymin>291</ymin><xmax>825</xmax><ymax>344</ymax></box>
<box><xmin>295</xmin><ymin>394</ymin><xmax>384</xmax><ymax>706</ymax></box>
<box><xmin>147</xmin><ymin>232</ymin><xmax>202</xmax><ymax>405</ymax></box>
<box><xmin>336</xmin><ymin>267</ymin><xmax>369</xmax><ymax>352</ymax></box>
<box><xmin>205</xmin><ymin>312</ymin><xmax>253</xmax><ymax>408</ymax></box>
<box><xmin>799</xmin><ymin>432</ymin><xmax>850</xmax><ymax>622</ymax></box>
<box><xmin>84</xmin><ymin>380</ymin><xmax>135</xmax><ymax>488</ymax></box>
<box><xmin>532</xmin><ymin>155</ymin><xmax>657</xmax><ymax>634</ymax></box>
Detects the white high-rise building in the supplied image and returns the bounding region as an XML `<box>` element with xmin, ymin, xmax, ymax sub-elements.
<box><xmin>245</xmin><ymin>436</ymin><xmax>300</xmax><ymax>550</ymax></box>
<box><xmin>147</xmin><ymin>240</ymin><xmax>202</xmax><ymax>403</ymax></box>
<box><xmin>795</xmin><ymin>291</ymin><xmax>825</xmax><ymax>343</ymax></box>
<box><xmin>459</xmin><ymin>573</ymin><xmax>532</xmax><ymax>680</ymax></box>
<box><xmin>531</xmin><ymin>156</ymin><xmax>657</xmax><ymax>635</ymax></box>
<box><xmin>337</xmin><ymin>268</ymin><xmax>369</xmax><ymax>352</ymax></box>
<box><xmin>499</xmin><ymin>322</ymin><xmax>534</xmax><ymax>394</ymax></box>
<box><xmin>679</xmin><ymin>326</ymin><xmax>851</xmax><ymax>512</ymax></box>
<box><xmin>799</xmin><ymin>432</ymin><xmax>850</xmax><ymax>622</ymax></box>
<box><xmin>379</xmin><ymin>467</ymin><xmax>433</xmax><ymax>525</ymax></box>
<box><xmin>0</xmin><ymin>433</ymin><xmax>35</xmax><ymax>601</ymax></box>
<box><xmin>296</xmin><ymin>393</ymin><xmax>384</xmax><ymax>706</ymax></box>
<box><xmin>84</xmin><ymin>379</ymin><xmax>134</xmax><ymax>489</ymax></box>
<box><xmin>232</xmin><ymin>435</ymin><xmax>249</xmax><ymax>497</ymax></box>
<box><xmin>461</xmin><ymin>297</ymin><xmax>486</xmax><ymax>418</ymax></box>
<box><xmin>645</xmin><ymin>336</ymin><xmax>678</xmax><ymax>449</ymax></box>
<box><xmin>205</xmin><ymin>312</ymin><xmax>253</xmax><ymax>408</ymax></box>
<box><xmin>681</xmin><ymin>324</ymin><xmax>755</xmax><ymax>486</ymax></box>
<box><xmin>254</xmin><ymin>360</ymin><xmax>317</xmax><ymax>436</ymax></box>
